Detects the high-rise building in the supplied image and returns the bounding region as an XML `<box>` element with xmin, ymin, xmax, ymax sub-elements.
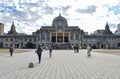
<box><xmin>0</xmin><ymin>23</ymin><xmax>4</xmax><ymax>36</ymax></box>
<box><xmin>114</xmin><ymin>24</ymin><xmax>120</xmax><ymax>35</ymax></box>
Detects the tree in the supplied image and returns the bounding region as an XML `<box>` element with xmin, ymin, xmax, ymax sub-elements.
<box><xmin>25</xmin><ymin>42</ymin><xmax>34</xmax><ymax>48</ymax></box>
<box><xmin>0</xmin><ymin>42</ymin><xmax>3</xmax><ymax>48</ymax></box>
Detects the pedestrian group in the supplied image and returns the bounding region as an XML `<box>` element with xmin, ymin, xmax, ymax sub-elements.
<box><xmin>9</xmin><ymin>44</ymin><xmax>92</xmax><ymax>64</ymax></box>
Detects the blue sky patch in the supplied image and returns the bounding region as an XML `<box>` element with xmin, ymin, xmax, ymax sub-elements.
<box><xmin>108</xmin><ymin>5</ymin><xmax>120</xmax><ymax>15</ymax></box>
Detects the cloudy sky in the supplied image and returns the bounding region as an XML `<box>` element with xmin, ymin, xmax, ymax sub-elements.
<box><xmin>0</xmin><ymin>0</ymin><xmax>120</xmax><ymax>35</ymax></box>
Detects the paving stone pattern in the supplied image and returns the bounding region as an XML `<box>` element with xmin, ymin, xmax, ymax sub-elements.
<box><xmin>0</xmin><ymin>50</ymin><xmax>120</xmax><ymax>79</ymax></box>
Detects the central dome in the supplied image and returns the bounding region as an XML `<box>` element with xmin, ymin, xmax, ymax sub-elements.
<box><xmin>52</xmin><ymin>14</ymin><xmax>68</xmax><ymax>28</ymax></box>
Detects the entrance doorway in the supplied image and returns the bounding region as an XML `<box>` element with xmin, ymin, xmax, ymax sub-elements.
<box><xmin>64</xmin><ymin>33</ymin><xmax>69</xmax><ymax>42</ymax></box>
<box><xmin>51</xmin><ymin>33</ymin><xmax>56</xmax><ymax>42</ymax></box>
<box><xmin>52</xmin><ymin>37</ymin><xmax>56</xmax><ymax>42</ymax></box>
<box><xmin>57</xmin><ymin>33</ymin><xmax>63</xmax><ymax>43</ymax></box>
<box><xmin>51</xmin><ymin>32</ymin><xmax>69</xmax><ymax>43</ymax></box>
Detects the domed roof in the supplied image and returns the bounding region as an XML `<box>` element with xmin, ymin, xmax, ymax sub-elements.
<box><xmin>52</xmin><ymin>14</ymin><xmax>68</xmax><ymax>27</ymax></box>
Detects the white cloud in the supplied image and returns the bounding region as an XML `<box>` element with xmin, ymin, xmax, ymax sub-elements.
<box><xmin>0</xmin><ymin>0</ymin><xmax>120</xmax><ymax>34</ymax></box>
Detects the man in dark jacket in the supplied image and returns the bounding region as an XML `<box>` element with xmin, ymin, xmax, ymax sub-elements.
<box><xmin>76</xmin><ymin>44</ymin><xmax>79</xmax><ymax>53</ymax></box>
<box><xmin>9</xmin><ymin>47</ymin><xmax>14</xmax><ymax>56</ymax></box>
<box><xmin>49</xmin><ymin>44</ymin><xmax>53</xmax><ymax>58</ymax></box>
<box><xmin>37</xmin><ymin>45</ymin><xmax>43</xmax><ymax>63</ymax></box>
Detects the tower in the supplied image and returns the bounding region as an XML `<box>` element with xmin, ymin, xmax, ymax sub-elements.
<box><xmin>104</xmin><ymin>22</ymin><xmax>113</xmax><ymax>35</ymax></box>
<box><xmin>114</xmin><ymin>23</ymin><xmax>120</xmax><ymax>35</ymax></box>
<box><xmin>7</xmin><ymin>21</ymin><xmax>18</xmax><ymax>35</ymax></box>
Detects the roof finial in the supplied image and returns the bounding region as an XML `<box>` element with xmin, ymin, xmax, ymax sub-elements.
<box><xmin>59</xmin><ymin>11</ymin><xmax>61</xmax><ymax>16</ymax></box>
<box><xmin>12</xmin><ymin>21</ymin><xmax>14</xmax><ymax>24</ymax></box>
<box><xmin>106</xmin><ymin>21</ymin><xmax>108</xmax><ymax>24</ymax></box>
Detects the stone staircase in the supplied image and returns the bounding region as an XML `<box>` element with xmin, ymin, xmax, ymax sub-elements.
<box><xmin>53</xmin><ymin>43</ymin><xmax>72</xmax><ymax>49</ymax></box>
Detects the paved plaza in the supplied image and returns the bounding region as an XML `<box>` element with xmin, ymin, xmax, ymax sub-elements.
<box><xmin>0</xmin><ymin>49</ymin><xmax>120</xmax><ymax>79</ymax></box>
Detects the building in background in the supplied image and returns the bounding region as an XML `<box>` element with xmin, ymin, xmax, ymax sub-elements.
<box><xmin>0</xmin><ymin>23</ymin><xmax>4</xmax><ymax>36</ymax></box>
<box><xmin>93</xmin><ymin>30</ymin><xmax>105</xmax><ymax>35</ymax></box>
<box><xmin>83</xmin><ymin>22</ymin><xmax>119</xmax><ymax>49</ymax></box>
<box><xmin>2</xmin><ymin>21</ymin><xmax>36</xmax><ymax>48</ymax></box>
<box><xmin>1</xmin><ymin>14</ymin><xmax>120</xmax><ymax>49</ymax></box>
<box><xmin>33</xmin><ymin>14</ymin><xmax>84</xmax><ymax>49</ymax></box>
<box><xmin>114</xmin><ymin>24</ymin><xmax>120</xmax><ymax>35</ymax></box>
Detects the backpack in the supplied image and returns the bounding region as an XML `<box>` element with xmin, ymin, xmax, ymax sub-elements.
<box><xmin>37</xmin><ymin>48</ymin><xmax>42</xmax><ymax>53</ymax></box>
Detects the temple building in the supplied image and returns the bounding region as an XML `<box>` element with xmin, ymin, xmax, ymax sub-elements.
<box><xmin>33</xmin><ymin>14</ymin><xmax>83</xmax><ymax>49</ymax></box>
<box><xmin>0</xmin><ymin>14</ymin><xmax>120</xmax><ymax>49</ymax></box>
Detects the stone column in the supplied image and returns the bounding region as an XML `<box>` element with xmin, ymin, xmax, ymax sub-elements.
<box><xmin>74</xmin><ymin>32</ymin><xmax>75</xmax><ymax>42</ymax></box>
<box><xmin>99</xmin><ymin>44</ymin><xmax>101</xmax><ymax>49</ymax></box>
<box><xmin>78</xmin><ymin>32</ymin><xmax>79</xmax><ymax>44</ymax></box>
<box><xmin>40</xmin><ymin>32</ymin><xmax>42</xmax><ymax>42</ymax></box>
<box><xmin>13</xmin><ymin>36</ymin><xmax>15</xmax><ymax>48</ymax></box>
<box><xmin>36</xmin><ymin>34</ymin><xmax>38</xmax><ymax>46</ymax></box>
<box><xmin>45</xmin><ymin>32</ymin><xmax>46</xmax><ymax>42</ymax></box>
<box><xmin>56</xmin><ymin>33</ymin><xmax>57</xmax><ymax>43</ymax></box>
<box><xmin>63</xmin><ymin>33</ymin><xmax>64</xmax><ymax>43</ymax></box>
<box><xmin>50</xmin><ymin>32</ymin><xmax>51</xmax><ymax>42</ymax></box>
<box><xmin>69</xmin><ymin>32</ymin><xmax>70</xmax><ymax>42</ymax></box>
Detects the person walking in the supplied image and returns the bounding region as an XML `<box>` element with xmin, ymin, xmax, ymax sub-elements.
<box><xmin>76</xmin><ymin>44</ymin><xmax>79</xmax><ymax>53</ymax></box>
<box><xmin>36</xmin><ymin>45</ymin><xmax>43</xmax><ymax>63</ymax></box>
<box><xmin>87</xmin><ymin>45</ymin><xmax>92</xmax><ymax>57</ymax></box>
<box><xmin>49</xmin><ymin>44</ymin><xmax>53</xmax><ymax>58</ymax></box>
<box><xmin>73</xmin><ymin>45</ymin><xmax>76</xmax><ymax>53</ymax></box>
<box><xmin>9</xmin><ymin>47</ymin><xmax>14</xmax><ymax>56</ymax></box>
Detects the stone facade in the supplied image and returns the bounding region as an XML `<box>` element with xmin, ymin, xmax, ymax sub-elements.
<box><xmin>33</xmin><ymin>14</ymin><xmax>84</xmax><ymax>49</ymax></box>
<box><xmin>83</xmin><ymin>35</ymin><xmax>120</xmax><ymax>49</ymax></box>
<box><xmin>0</xmin><ymin>14</ymin><xmax>120</xmax><ymax>49</ymax></box>
<box><xmin>3</xmin><ymin>34</ymin><xmax>36</xmax><ymax>48</ymax></box>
